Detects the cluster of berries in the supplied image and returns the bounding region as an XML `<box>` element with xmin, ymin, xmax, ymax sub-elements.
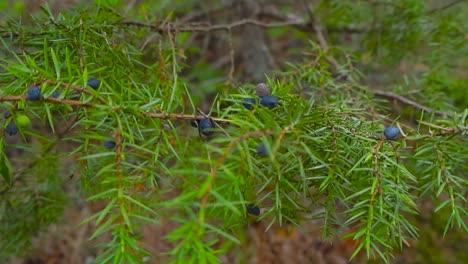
<box><xmin>190</xmin><ymin>83</ymin><xmax>281</xmax><ymax>137</ymax></box>
<box><xmin>244</xmin><ymin>126</ymin><xmax>401</xmax><ymax>217</ymax></box>
<box><xmin>242</xmin><ymin>83</ymin><xmax>279</xmax><ymax>110</ymax></box>
<box><xmin>3</xmin><ymin>110</ymin><xmax>30</xmax><ymax>136</ymax></box>
<box><xmin>24</xmin><ymin>77</ymin><xmax>100</xmax><ymax>102</ymax></box>
<box><xmin>2</xmin><ymin>78</ymin><xmax>104</xmax><ymax>139</ymax></box>
<box><xmin>3</xmin><ymin>84</ymin><xmax>51</xmax><ymax>135</ymax></box>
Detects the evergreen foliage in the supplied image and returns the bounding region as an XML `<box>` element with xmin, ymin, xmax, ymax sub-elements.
<box><xmin>0</xmin><ymin>1</ymin><xmax>466</xmax><ymax>263</ymax></box>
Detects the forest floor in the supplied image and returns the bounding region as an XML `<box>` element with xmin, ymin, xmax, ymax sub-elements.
<box><xmin>8</xmin><ymin>180</ymin><xmax>467</xmax><ymax>264</ymax></box>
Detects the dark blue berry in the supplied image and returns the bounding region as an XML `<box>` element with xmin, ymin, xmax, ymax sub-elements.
<box><xmin>87</xmin><ymin>77</ymin><xmax>101</xmax><ymax>89</ymax></box>
<box><xmin>3</xmin><ymin>110</ymin><xmax>11</xmax><ymax>119</ymax></box>
<box><xmin>52</xmin><ymin>91</ymin><xmax>61</xmax><ymax>98</ymax></box>
<box><xmin>6</xmin><ymin>122</ymin><xmax>18</xmax><ymax>136</ymax></box>
<box><xmin>260</xmin><ymin>95</ymin><xmax>278</xmax><ymax>109</ymax></box>
<box><xmin>199</xmin><ymin>117</ymin><xmax>215</xmax><ymax>136</ymax></box>
<box><xmin>242</xmin><ymin>98</ymin><xmax>256</xmax><ymax>110</ymax></box>
<box><xmin>247</xmin><ymin>204</ymin><xmax>260</xmax><ymax>216</ymax></box>
<box><xmin>255</xmin><ymin>83</ymin><xmax>270</xmax><ymax>98</ymax></box>
<box><xmin>256</xmin><ymin>142</ymin><xmax>268</xmax><ymax>156</ymax></box>
<box><xmin>384</xmin><ymin>126</ymin><xmax>401</xmax><ymax>140</ymax></box>
<box><xmin>103</xmin><ymin>139</ymin><xmax>116</xmax><ymax>149</ymax></box>
<box><xmin>26</xmin><ymin>86</ymin><xmax>42</xmax><ymax>101</ymax></box>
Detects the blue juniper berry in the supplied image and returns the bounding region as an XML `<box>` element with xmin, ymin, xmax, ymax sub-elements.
<box><xmin>26</xmin><ymin>86</ymin><xmax>42</xmax><ymax>101</ymax></box>
<box><xmin>242</xmin><ymin>97</ymin><xmax>256</xmax><ymax>110</ymax></box>
<box><xmin>260</xmin><ymin>95</ymin><xmax>278</xmax><ymax>109</ymax></box>
<box><xmin>87</xmin><ymin>77</ymin><xmax>101</xmax><ymax>89</ymax></box>
<box><xmin>384</xmin><ymin>126</ymin><xmax>401</xmax><ymax>140</ymax></box>
<box><xmin>199</xmin><ymin>117</ymin><xmax>215</xmax><ymax>136</ymax></box>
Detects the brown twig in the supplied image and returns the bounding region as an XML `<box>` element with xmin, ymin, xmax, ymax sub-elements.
<box><xmin>227</xmin><ymin>28</ymin><xmax>235</xmax><ymax>82</ymax></box>
<box><xmin>300</xmin><ymin>1</ymin><xmax>342</xmax><ymax>76</ymax></box>
<box><xmin>115</xmin><ymin>128</ymin><xmax>123</xmax><ymax>189</ymax></box>
<box><xmin>119</xmin><ymin>18</ymin><xmax>305</xmax><ymax>34</ymax></box>
<box><xmin>45</xmin><ymin>80</ymin><xmax>108</xmax><ymax>104</ymax></box>
<box><xmin>428</xmin><ymin>0</ymin><xmax>467</xmax><ymax>14</ymax></box>
<box><xmin>370</xmin><ymin>139</ymin><xmax>385</xmax><ymax>205</ymax></box>
<box><xmin>46</xmin><ymin>97</ymin><xmax>95</xmax><ymax>107</ymax></box>
<box><xmin>0</xmin><ymin>95</ymin><xmax>95</xmax><ymax>107</ymax></box>
<box><xmin>7</xmin><ymin>2</ymin><xmax>460</xmax><ymax>42</ymax></box>
<box><xmin>373</xmin><ymin>90</ymin><xmax>454</xmax><ymax>118</ymax></box>
<box><xmin>140</xmin><ymin>111</ymin><xmax>230</xmax><ymax>123</ymax></box>
<box><xmin>1</xmin><ymin>20</ymin><xmax>371</xmax><ymax>40</ymax></box>
<box><xmin>166</xmin><ymin>25</ymin><xmax>179</xmax><ymax>112</ymax></box>
<box><xmin>45</xmin><ymin>80</ymin><xmax>95</xmax><ymax>96</ymax></box>
<box><xmin>0</xmin><ymin>95</ymin><xmax>24</xmax><ymax>102</ymax></box>
<box><xmin>0</xmin><ymin>95</ymin><xmax>231</xmax><ymax>123</ymax></box>
<box><xmin>415</xmin><ymin>121</ymin><xmax>465</xmax><ymax>136</ymax></box>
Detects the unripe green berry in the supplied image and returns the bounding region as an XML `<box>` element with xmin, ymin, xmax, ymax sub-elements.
<box><xmin>16</xmin><ymin>115</ymin><xmax>31</xmax><ymax>128</ymax></box>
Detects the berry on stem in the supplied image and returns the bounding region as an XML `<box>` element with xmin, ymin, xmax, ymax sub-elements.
<box><xmin>6</xmin><ymin>122</ymin><xmax>18</xmax><ymax>136</ymax></box>
<box><xmin>103</xmin><ymin>139</ymin><xmax>116</xmax><ymax>149</ymax></box>
<box><xmin>384</xmin><ymin>126</ymin><xmax>401</xmax><ymax>140</ymax></box>
<box><xmin>52</xmin><ymin>91</ymin><xmax>61</xmax><ymax>98</ymax></box>
<box><xmin>16</xmin><ymin>115</ymin><xmax>31</xmax><ymax>128</ymax></box>
<box><xmin>255</xmin><ymin>83</ymin><xmax>270</xmax><ymax>98</ymax></box>
<box><xmin>3</xmin><ymin>110</ymin><xmax>11</xmax><ymax>119</ymax></box>
<box><xmin>199</xmin><ymin>117</ymin><xmax>215</xmax><ymax>136</ymax></box>
<box><xmin>26</xmin><ymin>86</ymin><xmax>42</xmax><ymax>101</ymax></box>
<box><xmin>247</xmin><ymin>204</ymin><xmax>260</xmax><ymax>216</ymax></box>
<box><xmin>256</xmin><ymin>142</ymin><xmax>268</xmax><ymax>156</ymax></box>
<box><xmin>242</xmin><ymin>97</ymin><xmax>256</xmax><ymax>110</ymax></box>
<box><xmin>260</xmin><ymin>95</ymin><xmax>278</xmax><ymax>109</ymax></box>
<box><xmin>87</xmin><ymin>77</ymin><xmax>101</xmax><ymax>89</ymax></box>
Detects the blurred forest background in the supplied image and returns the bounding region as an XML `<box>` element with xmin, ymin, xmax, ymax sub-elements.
<box><xmin>1</xmin><ymin>0</ymin><xmax>467</xmax><ymax>263</ymax></box>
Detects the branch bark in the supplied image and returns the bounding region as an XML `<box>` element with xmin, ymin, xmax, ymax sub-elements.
<box><xmin>374</xmin><ymin>90</ymin><xmax>455</xmax><ymax>118</ymax></box>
